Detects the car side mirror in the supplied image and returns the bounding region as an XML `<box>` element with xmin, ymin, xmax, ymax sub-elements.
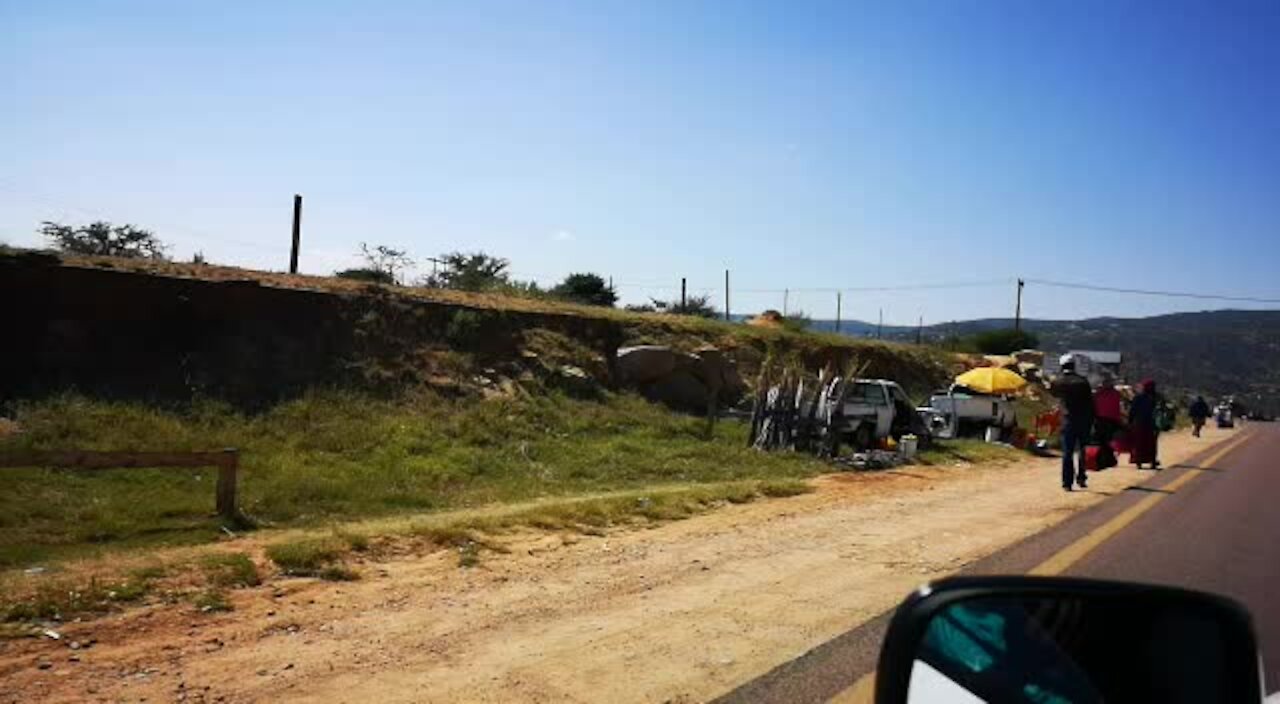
<box><xmin>875</xmin><ymin>576</ymin><xmax>1262</xmax><ymax>704</ymax></box>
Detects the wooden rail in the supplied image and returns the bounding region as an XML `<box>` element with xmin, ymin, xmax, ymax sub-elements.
<box><xmin>0</xmin><ymin>449</ymin><xmax>241</xmax><ymax>520</ymax></box>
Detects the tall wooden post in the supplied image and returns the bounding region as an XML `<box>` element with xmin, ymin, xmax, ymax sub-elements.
<box><xmin>724</xmin><ymin>270</ymin><xmax>730</xmax><ymax>321</ymax></box>
<box><xmin>835</xmin><ymin>292</ymin><xmax>842</xmax><ymax>333</ymax></box>
<box><xmin>1015</xmin><ymin>278</ymin><xmax>1025</xmax><ymax>332</ymax></box>
<box><xmin>215</xmin><ymin>448</ymin><xmax>240</xmax><ymax>521</ymax></box>
<box><xmin>289</xmin><ymin>194</ymin><xmax>302</xmax><ymax>274</ymax></box>
<box><xmin>681</xmin><ymin>277</ymin><xmax>687</xmax><ymax>311</ymax></box>
<box><xmin>916</xmin><ymin>315</ymin><xmax>923</xmax><ymax>345</ymax></box>
<box><xmin>877</xmin><ymin>309</ymin><xmax>883</xmax><ymax>339</ymax></box>
<box><xmin>783</xmin><ymin>289</ymin><xmax>789</xmax><ymax>317</ymax></box>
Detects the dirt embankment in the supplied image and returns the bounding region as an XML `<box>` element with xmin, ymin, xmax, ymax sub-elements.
<box><xmin>0</xmin><ymin>251</ymin><xmax>952</xmax><ymax>409</ymax></box>
<box><xmin>0</xmin><ymin>429</ymin><xmax>1233</xmax><ymax>704</ymax></box>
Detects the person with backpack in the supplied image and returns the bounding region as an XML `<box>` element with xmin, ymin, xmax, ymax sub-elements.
<box><xmin>1050</xmin><ymin>354</ymin><xmax>1094</xmax><ymax>491</ymax></box>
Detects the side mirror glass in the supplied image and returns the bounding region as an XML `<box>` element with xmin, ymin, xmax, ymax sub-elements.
<box><xmin>876</xmin><ymin>577</ymin><xmax>1262</xmax><ymax>704</ymax></box>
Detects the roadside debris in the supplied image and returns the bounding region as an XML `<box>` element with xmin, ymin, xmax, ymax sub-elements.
<box><xmin>832</xmin><ymin>450</ymin><xmax>904</xmax><ymax>471</ymax></box>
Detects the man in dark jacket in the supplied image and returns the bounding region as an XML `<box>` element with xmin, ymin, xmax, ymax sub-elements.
<box><xmin>1189</xmin><ymin>396</ymin><xmax>1210</xmax><ymax>437</ymax></box>
<box><xmin>1050</xmin><ymin>354</ymin><xmax>1094</xmax><ymax>491</ymax></box>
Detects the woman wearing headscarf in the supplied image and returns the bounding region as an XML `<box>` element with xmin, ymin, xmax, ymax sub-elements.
<box><xmin>1129</xmin><ymin>379</ymin><xmax>1160</xmax><ymax>469</ymax></box>
<box><xmin>1092</xmin><ymin>375</ymin><xmax>1124</xmax><ymax>469</ymax></box>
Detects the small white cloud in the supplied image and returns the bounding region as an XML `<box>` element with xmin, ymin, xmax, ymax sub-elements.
<box><xmin>552</xmin><ymin>230</ymin><xmax>574</xmax><ymax>242</ymax></box>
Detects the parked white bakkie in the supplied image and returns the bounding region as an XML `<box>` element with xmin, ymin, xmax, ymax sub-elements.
<box><xmin>840</xmin><ymin>378</ymin><xmax>919</xmax><ymax>449</ymax></box>
<box><xmin>926</xmin><ymin>384</ymin><xmax>1017</xmax><ymax>439</ymax></box>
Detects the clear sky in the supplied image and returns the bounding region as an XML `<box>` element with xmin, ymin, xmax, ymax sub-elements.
<box><xmin>3</xmin><ymin>0</ymin><xmax>1278</xmax><ymax>324</ymax></box>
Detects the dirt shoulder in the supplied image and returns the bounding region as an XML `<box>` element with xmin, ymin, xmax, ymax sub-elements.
<box><xmin>0</xmin><ymin>428</ymin><xmax>1236</xmax><ymax>704</ymax></box>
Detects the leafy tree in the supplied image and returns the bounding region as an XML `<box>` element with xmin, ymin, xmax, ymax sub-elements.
<box><xmin>551</xmin><ymin>273</ymin><xmax>617</xmax><ymax>307</ymax></box>
<box><xmin>626</xmin><ymin>294</ymin><xmax>718</xmax><ymax>319</ymax></box>
<box><xmin>358</xmin><ymin>243</ymin><xmax>413</xmax><ymax>285</ymax></box>
<box><xmin>336</xmin><ymin>267</ymin><xmax>396</xmax><ymax>284</ymax></box>
<box><xmin>969</xmin><ymin>328</ymin><xmax>1040</xmax><ymax>355</ymax></box>
<box><xmin>423</xmin><ymin>251</ymin><xmax>511</xmax><ymax>291</ymax></box>
<box><xmin>40</xmin><ymin>221</ymin><xmax>168</xmax><ymax>259</ymax></box>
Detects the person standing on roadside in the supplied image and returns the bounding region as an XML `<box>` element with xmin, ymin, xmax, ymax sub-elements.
<box><xmin>1092</xmin><ymin>375</ymin><xmax>1124</xmax><ymax>469</ymax></box>
<box><xmin>1189</xmin><ymin>395</ymin><xmax>1211</xmax><ymax>437</ymax></box>
<box><xmin>1050</xmin><ymin>354</ymin><xmax>1094</xmax><ymax>491</ymax></box>
<box><xmin>1129</xmin><ymin>379</ymin><xmax>1161</xmax><ymax>469</ymax></box>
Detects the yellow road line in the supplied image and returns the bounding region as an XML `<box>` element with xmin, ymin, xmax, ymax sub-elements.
<box><xmin>826</xmin><ymin>431</ymin><xmax>1254</xmax><ymax>703</ymax></box>
<box><xmin>1030</xmin><ymin>430</ymin><xmax>1253</xmax><ymax>576</ymax></box>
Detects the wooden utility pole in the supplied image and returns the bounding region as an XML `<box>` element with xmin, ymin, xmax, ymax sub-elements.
<box><xmin>1015</xmin><ymin>278</ymin><xmax>1025</xmax><ymax>332</ymax></box>
<box><xmin>783</xmin><ymin>289</ymin><xmax>789</xmax><ymax>317</ymax></box>
<box><xmin>681</xmin><ymin>277</ymin><xmax>687</xmax><ymax>310</ymax></box>
<box><xmin>916</xmin><ymin>315</ymin><xmax>923</xmax><ymax>345</ymax></box>
<box><xmin>835</xmin><ymin>292</ymin><xmax>843</xmax><ymax>333</ymax></box>
<box><xmin>877</xmin><ymin>309</ymin><xmax>883</xmax><ymax>339</ymax></box>
<box><xmin>289</xmin><ymin>194</ymin><xmax>302</xmax><ymax>274</ymax></box>
<box><xmin>724</xmin><ymin>270</ymin><xmax>730</xmax><ymax>321</ymax></box>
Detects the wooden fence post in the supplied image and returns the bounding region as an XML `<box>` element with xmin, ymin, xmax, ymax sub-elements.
<box><xmin>215</xmin><ymin>448</ymin><xmax>239</xmax><ymax>520</ymax></box>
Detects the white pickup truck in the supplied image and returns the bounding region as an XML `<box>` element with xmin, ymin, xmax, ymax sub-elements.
<box><xmin>925</xmin><ymin>385</ymin><xmax>1017</xmax><ymax>439</ymax></box>
<box><xmin>839</xmin><ymin>378</ymin><xmax>924</xmax><ymax>449</ymax></box>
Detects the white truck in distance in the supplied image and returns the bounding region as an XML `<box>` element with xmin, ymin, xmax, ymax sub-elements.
<box><xmin>925</xmin><ymin>385</ymin><xmax>1017</xmax><ymax>439</ymax></box>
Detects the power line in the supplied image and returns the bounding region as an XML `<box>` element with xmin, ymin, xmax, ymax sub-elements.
<box><xmin>734</xmin><ymin>279</ymin><xmax>1011</xmax><ymax>294</ymax></box>
<box><xmin>1025</xmin><ymin>278</ymin><xmax>1280</xmax><ymax>305</ymax></box>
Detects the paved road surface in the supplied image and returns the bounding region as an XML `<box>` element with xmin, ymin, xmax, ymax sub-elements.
<box><xmin>717</xmin><ymin>424</ymin><xmax>1279</xmax><ymax>702</ymax></box>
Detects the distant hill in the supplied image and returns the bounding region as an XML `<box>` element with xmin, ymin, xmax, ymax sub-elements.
<box><xmin>795</xmin><ymin>310</ymin><xmax>1280</xmax><ymax>412</ymax></box>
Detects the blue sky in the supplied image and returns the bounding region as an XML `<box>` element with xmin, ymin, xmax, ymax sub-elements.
<box><xmin>3</xmin><ymin>0</ymin><xmax>1278</xmax><ymax>323</ymax></box>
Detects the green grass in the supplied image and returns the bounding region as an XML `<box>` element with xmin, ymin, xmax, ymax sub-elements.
<box><xmin>200</xmin><ymin>553</ymin><xmax>260</xmax><ymax>588</ymax></box>
<box><xmin>266</xmin><ymin>537</ymin><xmax>360</xmax><ymax>580</ymax></box>
<box><xmin>0</xmin><ymin>390</ymin><xmax>829</xmax><ymax>570</ymax></box>
<box><xmin>2</xmin><ymin>571</ymin><xmax>157</xmax><ymax>622</ymax></box>
<box><xmin>193</xmin><ymin>589</ymin><xmax>232</xmax><ymax>613</ymax></box>
<box><xmin>266</xmin><ymin>537</ymin><xmax>345</xmax><ymax>574</ymax></box>
<box><xmin>917</xmin><ymin>439</ymin><xmax>1026</xmax><ymax>466</ymax></box>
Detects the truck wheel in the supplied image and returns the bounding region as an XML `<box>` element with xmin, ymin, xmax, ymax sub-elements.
<box><xmin>853</xmin><ymin>423</ymin><xmax>873</xmax><ymax>450</ymax></box>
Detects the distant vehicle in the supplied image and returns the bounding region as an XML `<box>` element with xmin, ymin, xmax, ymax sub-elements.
<box><xmin>839</xmin><ymin>379</ymin><xmax>927</xmax><ymax>449</ymax></box>
<box><xmin>925</xmin><ymin>384</ymin><xmax>1017</xmax><ymax>439</ymax></box>
<box><xmin>1216</xmin><ymin>403</ymin><xmax>1235</xmax><ymax>428</ymax></box>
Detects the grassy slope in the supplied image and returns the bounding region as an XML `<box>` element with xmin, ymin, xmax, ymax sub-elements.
<box><xmin>0</xmin><ymin>391</ymin><xmax>828</xmax><ymax>569</ymax></box>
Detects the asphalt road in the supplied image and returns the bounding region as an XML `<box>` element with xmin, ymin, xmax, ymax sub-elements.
<box><xmin>1068</xmin><ymin>423</ymin><xmax>1280</xmax><ymax>691</ymax></box>
<box><xmin>716</xmin><ymin>424</ymin><xmax>1279</xmax><ymax>703</ymax></box>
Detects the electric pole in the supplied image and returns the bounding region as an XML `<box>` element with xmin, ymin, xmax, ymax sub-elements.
<box><xmin>835</xmin><ymin>291</ymin><xmax>842</xmax><ymax>334</ymax></box>
<box><xmin>1015</xmin><ymin>278</ymin><xmax>1025</xmax><ymax>332</ymax></box>
<box><xmin>877</xmin><ymin>308</ymin><xmax>883</xmax><ymax>339</ymax></box>
<box><xmin>916</xmin><ymin>315</ymin><xmax>923</xmax><ymax>345</ymax></box>
<box><xmin>289</xmin><ymin>194</ymin><xmax>302</xmax><ymax>274</ymax></box>
<box><xmin>783</xmin><ymin>289</ymin><xmax>789</xmax><ymax>317</ymax></box>
<box><xmin>724</xmin><ymin>270</ymin><xmax>730</xmax><ymax>322</ymax></box>
<box><xmin>681</xmin><ymin>277</ymin><xmax>687</xmax><ymax>311</ymax></box>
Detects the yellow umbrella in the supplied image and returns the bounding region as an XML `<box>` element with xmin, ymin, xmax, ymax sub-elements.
<box><xmin>954</xmin><ymin>366</ymin><xmax>1027</xmax><ymax>395</ymax></box>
